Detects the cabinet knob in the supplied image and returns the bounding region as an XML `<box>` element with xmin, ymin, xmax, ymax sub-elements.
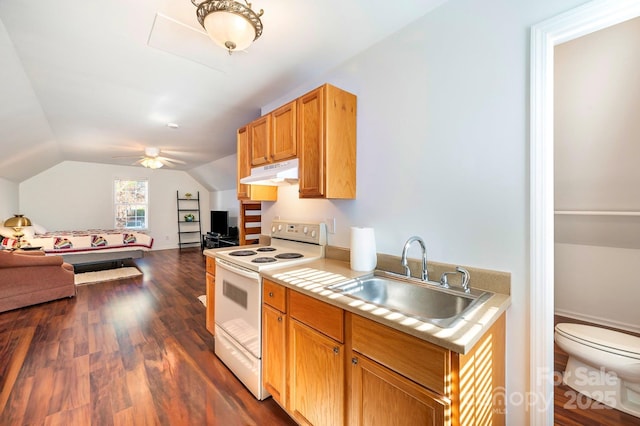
<box><xmin>351</xmin><ymin>357</ymin><xmax>358</xmax><ymax>365</ymax></box>
<box><xmin>278</xmin><ymin>316</ymin><xmax>283</xmax><ymax>322</ymax></box>
<box><xmin>333</xmin><ymin>347</ymin><xmax>339</xmax><ymax>355</ymax></box>
<box><xmin>269</xmin><ymin>291</ymin><xmax>274</xmax><ymax>297</ymax></box>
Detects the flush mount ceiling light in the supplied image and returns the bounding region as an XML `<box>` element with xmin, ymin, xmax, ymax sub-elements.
<box><xmin>191</xmin><ymin>0</ymin><xmax>264</xmax><ymax>54</ymax></box>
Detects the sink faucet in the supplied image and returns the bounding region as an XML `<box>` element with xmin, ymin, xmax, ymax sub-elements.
<box><xmin>401</xmin><ymin>236</ymin><xmax>428</xmax><ymax>281</ymax></box>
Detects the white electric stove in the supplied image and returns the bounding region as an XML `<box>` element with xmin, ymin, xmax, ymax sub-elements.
<box><xmin>213</xmin><ymin>220</ymin><xmax>327</xmax><ymax>400</ymax></box>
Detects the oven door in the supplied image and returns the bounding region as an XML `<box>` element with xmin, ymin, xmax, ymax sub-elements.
<box><xmin>214</xmin><ymin>258</ymin><xmax>262</xmax><ymax>359</ymax></box>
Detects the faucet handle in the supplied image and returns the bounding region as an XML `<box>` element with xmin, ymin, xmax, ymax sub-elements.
<box><xmin>456</xmin><ymin>267</ymin><xmax>470</xmax><ymax>293</ymax></box>
<box><xmin>440</xmin><ymin>267</ymin><xmax>471</xmax><ymax>292</ymax></box>
<box><xmin>439</xmin><ymin>272</ymin><xmax>452</xmax><ymax>288</ymax></box>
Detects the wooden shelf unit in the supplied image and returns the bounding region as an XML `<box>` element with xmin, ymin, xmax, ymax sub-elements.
<box><xmin>176</xmin><ymin>191</ymin><xmax>202</xmax><ymax>250</ymax></box>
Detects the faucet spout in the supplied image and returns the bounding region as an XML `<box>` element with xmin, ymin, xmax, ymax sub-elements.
<box><xmin>400</xmin><ymin>236</ymin><xmax>428</xmax><ymax>281</ymax></box>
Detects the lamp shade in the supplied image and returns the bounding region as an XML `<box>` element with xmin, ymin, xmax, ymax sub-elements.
<box><xmin>4</xmin><ymin>214</ymin><xmax>32</xmax><ymax>228</ymax></box>
<box><xmin>203</xmin><ymin>10</ymin><xmax>256</xmax><ymax>51</ymax></box>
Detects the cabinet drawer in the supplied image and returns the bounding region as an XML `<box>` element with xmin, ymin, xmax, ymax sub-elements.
<box><xmin>350</xmin><ymin>314</ymin><xmax>450</xmax><ymax>395</ymax></box>
<box><xmin>263</xmin><ymin>279</ymin><xmax>286</xmax><ymax>312</ymax></box>
<box><xmin>206</xmin><ymin>256</ymin><xmax>216</xmax><ymax>275</ymax></box>
<box><xmin>289</xmin><ymin>290</ymin><xmax>344</xmax><ymax>343</ymax></box>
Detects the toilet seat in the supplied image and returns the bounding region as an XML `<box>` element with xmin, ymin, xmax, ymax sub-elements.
<box><xmin>555</xmin><ymin>323</ymin><xmax>640</xmax><ymax>360</ymax></box>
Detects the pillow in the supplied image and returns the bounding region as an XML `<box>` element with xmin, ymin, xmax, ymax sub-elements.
<box><xmin>32</xmin><ymin>223</ymin><xmax>47</xmax><ymax>235</ymax></box>
<box><xmin>21</xmin><ymin>226</ymin><xmax>35</xmax><ymax>241</ymax></box>
<box><xmin>0</xmin><ymin>226</ymin><xmax>15</xmax><ymax>238</ymax></box>
<box><xmin>0</xmin><ymin>237</ymin><xmax>17</xmax><ymax>249</ymax></box>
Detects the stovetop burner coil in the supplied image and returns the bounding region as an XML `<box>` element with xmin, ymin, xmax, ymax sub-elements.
<box><xmin>256</xmin><ymin>247</ymin><xmax>277</xmax><ymax>252</ymax></box>
<box><xmin>252</xmin><ymin>257</ymin><xmax>277</xmax><ymax>263</ymax></box>
<box><xmin>229</xmin><ymin>250</ymin><xmax>257</xmax><ymax>256</ymax></box>
<box><xmin>275</xmin><ymin>253</ymin><xmax>304</xmax><ymax>259</ymax></box>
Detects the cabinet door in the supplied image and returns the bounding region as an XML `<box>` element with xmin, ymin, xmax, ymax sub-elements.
<box><xmin>237</xmin><ymin>126</ymin><xmax>251</xmax><ymax>200</ymax></box>
<box><xmin>350</xmin><ymin>353</ymin><xmax>450</xmax><ymax>426</ymax></box>
<box><xmin>250</xmin><ymin>115</ymin><xmax>271</xmax><ymax>166</ymax></box>
<box><xmin>271</xmin><ymin>101</ymin><xmax>297</xmax><ymax>162</ymax></box>
<box><xmin>263</xmin><ymin>304</ymin><xmax>287</xmax><ymax>406</ymax></box>
<box><xmin>237</xmin><ymin>125</ymin><xmax>277</xmax><ymax>201</ymax></box>
<box><xmin>289</xmin><ymin>319</ymin><xmax>344</xmax><ymax>426</ymax></box>
<box><xmin>297</xmin><ymin>86</ymin><xmax>325</xmax><ymax>198</ymax></box>
<box><xmin>205</xmin><ymin>272</ymin><xmax>215</xmax><ymax>335</ymax></box>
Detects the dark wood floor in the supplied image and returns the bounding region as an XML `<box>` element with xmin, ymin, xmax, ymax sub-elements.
<box><xmin>0</xmin><ymin>248</ymin><xmax>296</xmax><ymax>425</ymax></box>
<box><xmin>554</xmin><ymin>315</ymin><xmax>640</xmax><ymax>426</ymax></box>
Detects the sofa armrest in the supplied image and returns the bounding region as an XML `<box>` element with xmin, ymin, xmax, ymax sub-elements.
<box><xmin>0</xmin><ymin>251</ymin><xmax>64</xmax><ymax>268</ymax></box>
<box><xmin>15</xmin><ymin>250</ymin><xmax>46</xmax><ymax>257</ymax></box>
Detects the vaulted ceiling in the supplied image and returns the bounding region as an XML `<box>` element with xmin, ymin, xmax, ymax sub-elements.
<box><xmin>0</xmin><ymin>0</ymin><xmax>447</xmax><ymax>184</ymax></box>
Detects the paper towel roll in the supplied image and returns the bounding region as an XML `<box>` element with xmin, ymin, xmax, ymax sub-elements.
<box><xmin>350</xmin><ymin>227</ymin><xmax>377</xmax><ymax>271</ymax></box>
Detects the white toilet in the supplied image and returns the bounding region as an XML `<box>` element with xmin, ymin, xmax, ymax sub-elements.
<box><xmin>554</xmin><ymin>322</ymin><xmax>640</xmax><ymax>418</ymax></box>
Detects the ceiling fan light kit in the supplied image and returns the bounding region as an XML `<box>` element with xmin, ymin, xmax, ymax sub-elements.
<box><xmin>191</xmin><ymin>0</ymin><xmax>264</xmax><ymax>54</ymax></box>
<box><xmin>140</xmin><ymin>157</ymin><xmax>164</xmax><ymax>169</ymax></box>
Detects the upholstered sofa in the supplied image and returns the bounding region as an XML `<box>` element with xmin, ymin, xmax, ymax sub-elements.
<box><xmin>0</xmin><ymin>250</ymin><xmax>75</xmax><ymax>312</ymax></box>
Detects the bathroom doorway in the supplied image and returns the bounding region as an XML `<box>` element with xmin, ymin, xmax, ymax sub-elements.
<box><xmin>552</xmin><ymin>15</ymin><xmax>640</xmax><ymax>425</ymax></box>
<box><xmin>530</xmin><ymin>2</ymin><xmax>640</xmax><ymax>425</ymax></box>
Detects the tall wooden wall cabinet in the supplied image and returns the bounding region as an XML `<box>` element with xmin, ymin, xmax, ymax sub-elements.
<box><xmin>298</xmin><ymin>84</ymin><xmax>357</xmax><ymax>199</ymax></box>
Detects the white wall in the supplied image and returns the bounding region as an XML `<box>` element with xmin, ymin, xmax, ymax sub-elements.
<box><xmin>259</xmin><ymin>0</ymin><xmax>589</xmax><ymax>422</ymax></box>
<box><xmin>0</xmin><ymin>177</ymin><xmax>19</xmax><ymax>221</ymax></box>
<box><xmin>555</xmin><ymin>243</ymin><xmax>640</xmax><ymax>333</ymax></box>
<box><xmin>19</xmin><ymin>161</ymin><xmax>210</xmax><ymax>250</ymax></box>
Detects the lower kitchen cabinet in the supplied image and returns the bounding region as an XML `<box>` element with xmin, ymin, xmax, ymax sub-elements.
<box><xmin>205</xmin><ymin>256</ymin><xmax>215</xmax><ymax>335</ymax></box>
<box><xmin>349</xmin><ymin>353</ymin><xmax>448</xmax><ymax>425</ymax></box>
<box><xmin>289</xmin><ymin>319</ymin><xmax>344</xmax><ymax>426</ymax></box>
<box><xmin>263</xmin><ymin>304</ymin><xmax>287</xmax><ymax>405</ymax></box>
<box><xmin>261</xmin><ymin>280</ymin><xmax>506</xmax><ymax>426</ymax></box>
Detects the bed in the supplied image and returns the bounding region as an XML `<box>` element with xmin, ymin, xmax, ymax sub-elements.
<box><xmin>1</xmin><ymin>229</ymin><xmax>154</xmax><ymax>265</ymax></box>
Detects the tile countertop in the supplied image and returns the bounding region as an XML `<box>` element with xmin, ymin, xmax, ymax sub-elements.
<box><xmin>261</xmin><ymin>258</ymin><xmax>511</xmax><ymax>354</ymax></box>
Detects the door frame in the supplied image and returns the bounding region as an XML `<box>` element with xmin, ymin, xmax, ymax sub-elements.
<box><xmin>529</xmin><ymin>1</ymin><xmax>640</xmax><ymax>424</ymax></box>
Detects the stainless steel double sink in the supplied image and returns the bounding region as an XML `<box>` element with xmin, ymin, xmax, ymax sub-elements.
<box><xmin>328</xmin><ymin>272</ymin><xmax>492</xmax><ymax>328</ymax></box>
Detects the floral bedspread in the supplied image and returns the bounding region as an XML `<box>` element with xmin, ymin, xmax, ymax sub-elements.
<box><xmin>24</xmin><ymin>229</ymin><xmax>154</xmax><ymax>253</ymax></box>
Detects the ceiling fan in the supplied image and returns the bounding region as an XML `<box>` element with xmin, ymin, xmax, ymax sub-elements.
<box><xmin>116</xmin><ymin>147</ymin><xmax>187</xmax><ymax>169</ymax></box>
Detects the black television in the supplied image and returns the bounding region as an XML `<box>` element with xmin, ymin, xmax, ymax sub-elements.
<box><xmin>210</xmin><ymin>210</ymin><xmax>229</xmax><ymax>236</ymax></box>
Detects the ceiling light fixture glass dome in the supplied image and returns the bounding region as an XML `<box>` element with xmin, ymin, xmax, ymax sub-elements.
<box><xmin>192</xmin><ymin>0</ymin><xmax>264</xmax><ymax>54</ymax></box>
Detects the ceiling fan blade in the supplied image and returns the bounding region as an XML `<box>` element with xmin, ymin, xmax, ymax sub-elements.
<box><xmin>158</xmin><ymin>158</ymin><xmax>176</xmax><ymax>168</ymax></box>
<box><xmin>158</xmin><ymin>156</ymin><xmax>186</xmax><ymax>165</ymax></box>
<box><xmin>113</xmin><ymin>154</ymin><xmax>144</xmax><ymax>159</ymax></box>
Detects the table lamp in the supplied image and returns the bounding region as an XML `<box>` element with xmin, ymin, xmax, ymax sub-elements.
<box><xmin>4</xmin><ymin>214</ymin><xmax>32</xmax><ymax>248</ymax></box>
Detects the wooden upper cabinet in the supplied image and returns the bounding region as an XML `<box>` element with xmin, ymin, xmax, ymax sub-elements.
<box><xmin>237</xmin><ymin>126</ymin><xmax>251</xmax><ymax>200</ymax></box>
<box><xmin>237</xmin><ymin>125</ymin><xmax>277</xmax><ymax>201</ymax></box>
<box><xmin>271</xmin><ymin>101</ymin><xmax>297</xmax><ymax>162</ymax></box>
<box><xmin>250</xmin><ymin>115</ymin><xmax>271</xmax><ymax>167</ymax></box>
<box><xmin>298</xmin><ymin>84</ymin><xmax>357</xmax><ymax>199</ymax></box>
<box><xmin>237</xmin><ymin>83</ymin><xmax>356</xmax><ymax>200</ymax></box>
<box><xmin>297</xmin><ymin>88</ymin><xmax>324</xmax><ymax>198</ymax></box>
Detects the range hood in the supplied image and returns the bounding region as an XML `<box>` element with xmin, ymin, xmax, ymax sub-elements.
<box><xmin>239</xmin><ymin>158</ymin><xmax>299</xmax><ymax>186</ymax></box>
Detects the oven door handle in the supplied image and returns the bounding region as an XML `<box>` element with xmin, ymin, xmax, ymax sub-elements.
<box><xmin>215</xmin><ymin>258</ymin><xmax>261</xmax><ymax>280</ymax></box>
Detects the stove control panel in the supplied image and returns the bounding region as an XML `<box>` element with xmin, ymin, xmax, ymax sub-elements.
<box><xmin>271</xmin><ymin>220</ymin><xmax>327</xmax><ymax>246</ymax></box>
